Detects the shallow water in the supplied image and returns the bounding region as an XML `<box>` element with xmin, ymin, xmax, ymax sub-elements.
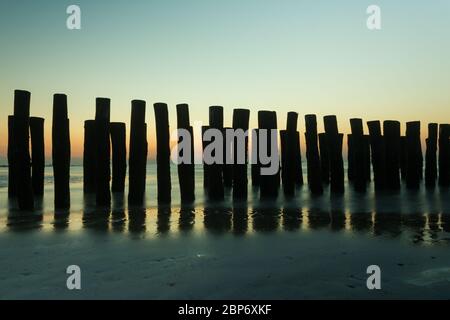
<box><xmin>1</xmin><ymin>165</ymin><xmax>450</xmax><ymax>299</ymax></box>
<box><xmin>1</xmin><ymin>165</ymin><xmax>449</xmax><ymax>242</ymax></box>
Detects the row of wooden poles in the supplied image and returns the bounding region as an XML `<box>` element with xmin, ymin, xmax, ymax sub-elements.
<box><xmin>7</xmin><ymin>90</ymin><xmax>450</xmax><ymax>211</ymax></box>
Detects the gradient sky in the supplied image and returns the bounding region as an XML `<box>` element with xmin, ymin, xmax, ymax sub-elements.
<box><xmin>1</xmin><ymin>0</ymin><xmax>450</xmax><ymax>162</ymax></box>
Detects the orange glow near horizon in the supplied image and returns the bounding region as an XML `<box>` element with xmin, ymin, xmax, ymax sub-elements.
<box><xmin>0</xmin><ymin>104</ymin><xmax>443</xmax><ymax>163</ymax></box>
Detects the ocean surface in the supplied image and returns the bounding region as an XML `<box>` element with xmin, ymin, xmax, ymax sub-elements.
<box><xmin>1</xmin><ymin>164</ymin><xmax>450</xmax><ymax>237</ymax></box>
<box><xmin>0</xmin><ymin>164</ymin><xmax>450</xmax><ymax>299</ymax></box>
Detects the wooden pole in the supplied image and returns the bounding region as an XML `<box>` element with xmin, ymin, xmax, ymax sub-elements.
<box><xmin>405</xmin><ymin>121</ymin><xmax>422</xmax><ymax>189</ymax></box>
<box><xmin>7</xmin><ymin>116</ymin><xmax>16</xmax><ymax>198</ymax></box>
<box><xmin>280</xmin><ymin>130</ymin><xmax>289</xmax><ymax>196</ymax></box>
<box><xmin>176</xmin><ymin>103</ymin><xmax>190</xmax><ymax>129</ymax></box>
<box><xmin>83</xmin><ymin>120</ymin><xmax>96</xmax><ymax>193</ymax></box>
<box><xmin>347</xmin><ymin>134</ymin><xmax>354</xmax><ymax>182</ymax></box>
<box><xmin>281</xmin><ymin>112</ymin><xmax>301</xmax><ymax>196</ymax></box>
<box><xmin>207</xmin><ymin>106</ymin><xmax>225</xmax><ymax>200</ymax></box>
<box><xmin>400</xmin><ymin>136</ymin><xmax>407</xmax><ymax>181</ymax></box>
<box><xmin>287</xmin><ymin>112</ymin><xmax>303</xmax><ymax>187</ymax></box>
<box><xmin>95</xmin><ymin>98</ymin><xmax>111</xmax><ymax>206</ymax></box>
<box><xmin>110</xmin><ymin>122</ymin><xmax>127</xmax><ymax>193</ymax></box>
<box><xmin>210</xmin><ymin>105</ymin><xmax>224</xmax><ymax>128</ymax></box>
<box><xmin>318</xmin><ymin>133</ymin><xmax>329</xmax><ymax>184</ymax></box>
<box><xmin>363</xmin><ymin>135</ymin><xmax>371</xmax><ymax>182</ymax></box>
<box><xmin>349</xmin><ymin>118</ymin><xmax>366</xmax><ymax>192</ymax></box>
<box><xmin>258</xmin><ymin>110</ymin><xmax>280</xmax><ymax>199</ymax></box>
<box><xmin>425</xmin><ymin>123</ymin><xmax>438</xmax><ymax>188</ymax></box>
<box><xmin>274</xmin><ymin>112</ymin><xmax>281</xmax><ymax>190</ymax></box>
<box><xmin>251</xmin><ymin>128</ymin><xmax>261</xmax><ymax>187</ymax></box>
<box><xmin>176</xmin><ymin>104</ymin><xmax>195</xmax><ymax>203</ymax></box>
<box><xmin>383</xmin><ymin>120</ymin><xmax>401</xmax><ymax>190</ymax></box>
<box><xmin>52</xmin><ymin>94</ymin><xmax>71</xmax><ymax>209</ymax></box>
<box><xmin>30</xmin><ymin>117</ymin><xmax>45</xmax><ymax>197</ymax></box>
<box><xmin>232</xmin><ymin>108</ymin><xmax>250</xmax><ymax>200</ymax></box>
<box><xmin>294</xmin><ymin>131</ymin><xmax>304</xmax><ymax>187</ymax></box>
<box><xmin>305</xmin><ymin>115</ymin><xmax>323</xmax><ymax>195</ymax></box>
<box><xmin>324</xmin><ymin>115</ymin><xmax>344</xmax><ymax>194</ymax></box>
<box><xmin>128</xmin><ymin>100</ymin><xmax>147</xmax><ymax>206</ymax></box>
<box><xmin>367</xmin><ymin>120</ymin><xmax>386</xmax><ymax>191</ymax></box>
<box><xmin>281</xmin><ymin>130</ymin><xmax>295</xmax><ymax>197</ymax></box>
<box><xmin>286</xmin><ymin>112</ymin><xmax>298</xmax><ymax>132</ymax></box>
<box><xmin>223</xmin><ymin>127</ymin><xmax>233</xmax><ymax>188</ymax></box>
<box><xmin>13</xmin><ymin>90</ymin><xmax>34</xmax><ymax>210</ymax></box>
<box><xmin>154</xmin><ymin>103</ymin><xmax>171</xmax><ymax>204</ymax></box>
<box><xmin>202</xmin><ymin>125</ymin><xmax>211</xmax><ymax>190</ymax></box>
<box><xmin>439</xmin><ymin>124</ymin><xmax>450</xmax><ymax>187</ymax></box>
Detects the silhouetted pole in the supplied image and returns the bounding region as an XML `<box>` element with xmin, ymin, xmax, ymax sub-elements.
<box><xmin>7</xmin><ymin>116</ymin><xmax>16</xmax><ymax>198</ymax></box>
<box><xmin>30</xmin><ymin>117</ymin><xmax>45</xmax><ymax>197</ymax></box>
<box><xmin>153</xmin><ymin>103</ymin><xmax>171</xmax><ymax>204</ymax></box>
<box><xmin>210</xmin><ymin>106</ymin><xmax>224</xmax><ymax>127</ymax></box>
<box><xmin>176</xmin><ymin>104</ymin><xmax>195</xmax><ymax>203</ymax></box>
<box><xmin>294</xmin><ymin>133</ymin><xmax>304</xmax><ymax>187</ymax></box>
<box><xmin>324</xmin><ymin>115</ymin><xmax>344</xmax><ymax>194</ymax></box>
<box><xmin>348</xmin><ymin>134</ymin><xmax>370</xmax><ymax>184</ymax></box>
<box><xmin>52</xmin><ymin>94</ymin><xmax>71</xmax><ymax>209</ymax></box>
<box><xmin>273</xmin><ymin>112</ymin><xmax>281</xmax><ymax>189</ymax></box>
<box><xmin>286</xmin><ymin>112</ymin><xmax>297</xmax><ymax>132</ymax></box>
<box><xmin>12</xmin><ymin>90</ymin><xmax>34</xmax><ymax>210</ymax></box>
<box><xmin>223</xmin><ymin>127</ymin><xmax>233</xmax><ymax>188</ymax></box>
<box><xmin>251</xmin><ymin>128</ymin><xmax>261</xmax><ymax>187</ymax></box>
<box><xmin>400</xmin><ymin>137</ymin><xmax>407</xmax><ymax>181</ymax></box>
<box><xmin>347</xmin><ymin>134</ymin><xmax>354</xmax><ymax>182</ymax></box>
<box><xmin>95</xmin><ymin>98</ymin><xmax>111</xmax><ymax>206</ymax></box>
<box><xmin>281</xmin><ymin>112</ymin><xmax>300</xmax><ymax>197</ymax></box>
<box><xmin>280</xmin><ymin>130</ymin><xmax>290</xmax><ymax>196</ymax></box>
<box><xmin>207</xmin><ymin>106</ymin><xmax>225</xmax><ymax>200</ymax></box>
<box><xmin>383</xmin><ymin>120</ymin><xmax>401</xmax><ymax>190</ymax></box>
<box><xmin>363</xmin><ymin>135</ymin><xmax>371</xmax><ymax>182</ymax></box>
<box><xmin>425</xmin><ymin>123</ymin><xmax>438</xmax><ymax>188</ymax></box>
<box><xmin>406</xmin><ymin>121</ymin><xmax>422</xmax><ymax>189</ymax></box>
<box><xmin>367</xmin><ymin>120</ymin><xmax>386</xmax><ymax>191</ymax></box>
<box><xmin>287</xmin><ymin>112</ymin><xmax>303</xmax><ymax>187</ymax></box>
<box><xmin>281</xmin><ymin>130</ymin><xmax>295</xmax><ymax>197</ymax></box>
<box><xmin>202</xmin><ymin>125</ymin><xmax>211</xmax><ymax>189</ymax></box>
<box><xmin>305</xmin><ymin>115</ymin><xmax>323</xmax><ymax>195</ymax></box>
<box><xmin>176</xmin><ymin>104</ymin><xmax>190</xmax><ymax>129</ymax></box>
<box><xmin>83</xmin><ymin>120</ymin><xmax>96</xmax><ymax>193</ymax></box>
<box><xmin>110</xmin><ymin>122</ymin><xmax>126</xmax><ymax>193</ymax></box>
<box><xmin>439</xmin><ymin>124</ymin><xmax>450</xmax><ymax>187</ymax></box>
<box><xmin>318</xmin><ymin>133</ymin><xmax>329</xmax><ymax>184</ymax></box>
<box><xmin>232</xmin><ymin>108</ymin><xmax>250</xmax><ymax>200</ymax></box>
<box><xmin>128</xmin><ymin>100</ymin><xmax>148</xmax><ymax>205</ymax></box>
<box><xmin>349</xmin><ymin>118</ymin><xmax>366</xmax><ymax>192</ymax></box>
<box><xmin>258</xmin><ymin>110</ymin><xmax>280</xmax><ymax>199</ymax></box>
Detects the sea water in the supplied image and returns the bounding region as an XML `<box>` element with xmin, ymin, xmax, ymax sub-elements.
<box><xmin>1</xmin><ymin>163</ymin><xmax>449</xmax><ymax>237</ymax></box>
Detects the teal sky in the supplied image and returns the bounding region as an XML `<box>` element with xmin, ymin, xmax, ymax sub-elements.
<box><xmin>1</xmin><ymin>0</ymin><xmax>450</xmax><ymax>161</ymax></box>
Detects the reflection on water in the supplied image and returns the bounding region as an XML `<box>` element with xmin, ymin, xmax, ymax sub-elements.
<box><xmin>157</xmin><ymin>206</ymin><xmax>171</xmax><ymax>235</ymax></box>
<box><xmin>179</xmin><ymin>205</ymin><xmax>195</xmax><ymax>234</ymax></box>
<box><xmin>204</xmin><ymin>204</ymin><xmax>232</xmax><ymax>234</ymax></box>
<box><xmin>7</xmin><ymin>210</ymin><xmax>43</xmax><ymax>232</ymax></box>
<box><xmin>54</xmin><ymin>210</ymin><xmax>70</xmax><ymax>230</ymax></box>
<box><xmin>252</xmin><ymin>206</ymin><xmax>280</xmax><ymax>233</ymax></box>
<box><xmin>0</xmin><ymin>166</ymin><xmax>450</xmax><ymax>246</ymax></box>
<box><xmin>3</xmin><ymin>201</ymin><xmax>450</xmax><ymax>247</ymax></box>
<box><xmin>233</xmin><ymin>203</ymin><xmax>249</xmax><ymax>235</ymax></box>
<box><xmin>128</xmin><ymin>207</ymin><xmax>147</xmax><ymax>234</ymax></box>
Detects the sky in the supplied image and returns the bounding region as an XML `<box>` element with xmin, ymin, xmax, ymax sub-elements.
<box><xmin>1</xmin><ymin>0</ymin><xmax>450</xmax><ymax>162</ymax></box>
